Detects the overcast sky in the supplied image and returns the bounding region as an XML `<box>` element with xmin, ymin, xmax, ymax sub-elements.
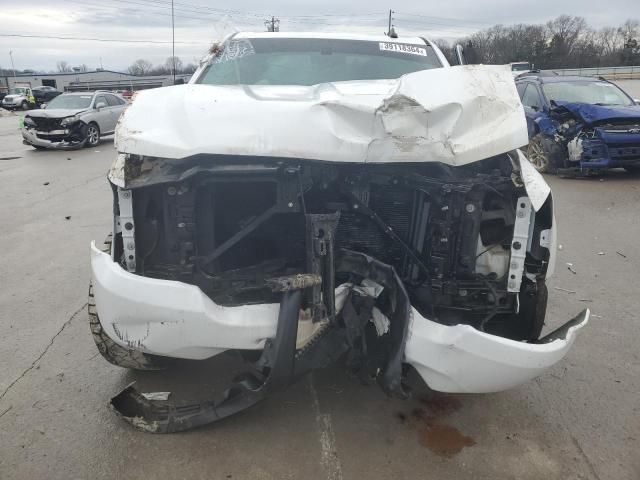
<box><xmin>0</xmin><ymin>0</ymin><xmax>637</xmax><ymax>72</ymax></box>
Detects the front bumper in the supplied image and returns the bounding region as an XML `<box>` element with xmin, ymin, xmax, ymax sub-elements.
<box><xmin>91</xmin><ymin>242</ymin><xmax>588</xmax><ymax>393</ymax></box>
<box><xmin>22</xmin><ymin>126</ymin><xmax>86</xmax><ymax>150</ymax></box>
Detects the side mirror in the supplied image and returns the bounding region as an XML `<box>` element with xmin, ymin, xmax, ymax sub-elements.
<box><xmin>95</xmin><ymin>102</ymin><xmax>107</xmax><ymax>109</ymax></box>
<box><xmin>41</xmin><ymin>103</ymin><xmax>47</xmax><ymax>109</ymax></box>
<box><xmin>454</xmin><ymin>44</ymin><xmax>466</xmax><ymax>65</ymax></box>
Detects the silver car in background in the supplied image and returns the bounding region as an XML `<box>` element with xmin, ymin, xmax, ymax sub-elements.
<box><xmin>22</xmin><ymin>91</ymin><xmax>128</xmax><ymax>150</ymax></box>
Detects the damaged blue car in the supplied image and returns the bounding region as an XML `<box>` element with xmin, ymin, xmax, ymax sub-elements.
<box><xmin>516</xmin><ymin>75</ymin><xmax>640</xmax><ymax>174</ymax></box>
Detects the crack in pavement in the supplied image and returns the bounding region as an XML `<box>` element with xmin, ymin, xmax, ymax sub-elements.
<box><xmin>0</xmin><ymin>302</ymin><xmax>87</xmax><ymax>403</ymax></box>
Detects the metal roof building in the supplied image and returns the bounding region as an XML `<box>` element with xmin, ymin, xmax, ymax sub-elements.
<box><xmin>1</xmin><ymin>70</ymin><xmax>190</xmax><ymax>93</ymax></box>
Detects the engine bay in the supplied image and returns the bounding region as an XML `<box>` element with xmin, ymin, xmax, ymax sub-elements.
<box><xmin>112</xmin><ymin>153</ymin><xmax>552</xmax><ymax>343</ymax></box>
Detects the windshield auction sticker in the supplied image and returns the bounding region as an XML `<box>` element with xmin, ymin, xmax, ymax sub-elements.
<box><xmin>379</xmin><ymin>42</ymin><xmax>427</xmax><ymax>56</ymax></box>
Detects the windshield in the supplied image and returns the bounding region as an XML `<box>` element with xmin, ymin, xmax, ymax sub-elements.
<box><xmin>511</xmin><ymin>63</ymin><xmax>530</xmax><ymax>71</ymax></box>
<box><xmin>46</xmin><ymin>94</ymin><xmax>93</xmax><ymax>109</ymax></box>
<box><xmin>9</xmin><ymin>88</ymin><xmax>28</xmax><ymax>95</ymax></box>
<box><xmin>543</xmin><ymin>81</ymin><xmax>634</xmax><ymax>107</ymax></box>
<box><xmin>197</xmin><ymin>38</ymin><xmax>442</xmax><ymax>86</ymax></box>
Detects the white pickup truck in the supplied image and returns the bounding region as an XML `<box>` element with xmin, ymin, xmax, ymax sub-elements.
<box><xmin>90</xmin><ymin>32</ymin><xmax>588</xmax><ymax>433</ymax></box>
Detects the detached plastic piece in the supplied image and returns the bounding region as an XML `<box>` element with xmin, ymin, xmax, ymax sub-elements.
<box><xmin>111</xmin><ymin>290</ymin><xmax>302</xmax><ymax>433</ymax></box>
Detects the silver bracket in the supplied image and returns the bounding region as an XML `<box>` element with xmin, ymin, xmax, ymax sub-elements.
<box><xmin>539</xmin><ymin>229</ymin><xmax>551</xmax><ymax>249</ymax></box>
<box><xmin>118</xmin><ymin>188</ymin><xmax>136</xmax><ymax>272</ymax></box>
<box><xmin>507</xmin><ymin>197</ymin><xmax>533</xmax><ymax>293</ymax></box>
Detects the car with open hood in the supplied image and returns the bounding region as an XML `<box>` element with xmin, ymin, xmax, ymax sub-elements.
<box><xmin>22</xmin><ymin>91</ymin><xmax>127</xmax><ymax>150</ymax></box>
<box><xmin>89</xmin><ymin>32</ymin><xmax>588</xmax><ymax>433</ymax></box>
<box><xmin>516</xmin><ymin>75</ymin><xmax>640</xmax><ymax>174</ymax></box>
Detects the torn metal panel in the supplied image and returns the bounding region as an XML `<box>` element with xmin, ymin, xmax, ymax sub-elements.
<box><xmin>515</xmin><ymin>150</ymin><xmax>551</xmax><ymax>211</ymax></box>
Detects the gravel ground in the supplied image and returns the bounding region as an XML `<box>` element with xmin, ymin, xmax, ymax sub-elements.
<box><xmin>0</xmin><ymin>103</ymin><xmax>638</xmax><ymax>479</ymax></box>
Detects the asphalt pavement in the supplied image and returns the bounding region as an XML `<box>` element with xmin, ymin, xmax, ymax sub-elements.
<box><xmin>0</xmin><ymin>105</ymin><xmax>638</xmax><ymax>479</ymax></box>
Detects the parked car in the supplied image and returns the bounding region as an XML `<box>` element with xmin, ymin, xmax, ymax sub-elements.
<box><xmin>91</xmin><ymin>32</ymin><xmax>587</xmax><ymax>433</ymax></box>
<box><xmin>516</xmin><ymin>75</ymin><xmax>640</xmax><ymax>173</ymax></box>
<box><xmin>1</xmin><ymin>85</ymin><xmax>36</xmax><ymax>110</ymax></box>
<box><xmin>510</xmin><ymin>61</ymin><xmax>533</xmax><ymax>78</ymax></box>
<box><xmin>22</xmin><ymin>91</ymin><xmax>127</xmax><ymax>150</ymax></box>
<box><xmin>32</xmin><ymin>86</ymin><xmax>62</xmax><ymax>105</ymax></box>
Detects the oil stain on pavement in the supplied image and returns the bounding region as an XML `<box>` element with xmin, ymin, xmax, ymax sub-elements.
<box><xmin>396</xmin><ymin>393</ymin><xmax>475</xmax><ymax>457</ymax></box>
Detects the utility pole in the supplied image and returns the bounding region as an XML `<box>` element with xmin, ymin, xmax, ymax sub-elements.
<box><xmin>171</xmin><ymin>0</ymin><xmax>176</xmax><ymax>84</ymax></box>
<box><xmin>387</xmin><ymin>10</ymin><xmax>394</xmax><ymax>36</ymax></box>
<box><xmin>265</xmin><ymin>16</ymin><xmax>280</xmax><ymax>32</ymax></box>
<box><xmin>9</xmin><ymin>50</ymin><xmax>16</xmax><ymax>79</ymax></box>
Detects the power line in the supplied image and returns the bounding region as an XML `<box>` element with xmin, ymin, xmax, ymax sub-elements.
<box><xmin>64</xmin><ymin>0</ymin><xmax>219</xmax><ymax>23</ymax></box>
<box><xmin>0</xmin><ymin>33</ymin><xmax>208</xmax><ymax>45</ymax></box>
<box><xmin>101</xmin><ymin>0</ymin><xmax>385</xmax><ymax>21</ymax></box>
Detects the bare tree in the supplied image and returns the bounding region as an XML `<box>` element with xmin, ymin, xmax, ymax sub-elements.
<box><xmin>165</xmin><ymin>56</ymin><xmax>183</xmax><ymax>75</ymax></box>
<box><xmin>432</xmin><ymin>39</ymin><xmax>455</xmax><ymax>65</ymax></box>
<box><xmin>182</xmin><ymin>63</ymin><xmax>198</xmax><ymax>74</ymax></box>
<box><xmin>128</xmin><ymin>59</ymin><xmax>153</xmax><ymax>76</ymax></box>
<box><xmin>619</xmin><ymin>19</ymin><xmax>639</xmax><ymax>42</ymax></box>
<box><xmin>56</xmin><ymin>61</ymin><xmax>72</xmax><ymax>73</ymax></box>
<box><xmin>460</xmin><ymin>15</ymin><xmax>640</xmax><ymax>69</ymax></box>
<box><xmin>598</xmin><ymin>27</ymin><xmax>625</xmax><ymax>56</ymax></box>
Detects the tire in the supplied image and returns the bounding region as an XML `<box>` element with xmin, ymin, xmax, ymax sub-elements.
<box><xmin>85</xmin><ymin>123</ymin><xmax>100</xmax><ymax>147</ymax></box>
<box><xmin>21</xmin><ymin>101</ymin><xmax>29</xmax><ymax>111</ymax></box>
<box><xmin>88</xmin><ymin>234</ymin><xmax>169</xmax><ymax>370</ymax></box>
<box><xmin>526</xmin><ymin>134</ymin><xmax>554</xmax><ymax>173</ymax></box>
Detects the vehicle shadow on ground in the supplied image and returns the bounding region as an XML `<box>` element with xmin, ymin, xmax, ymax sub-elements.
<box><xmin>549</xmin><ymin>168</ymin><xmax>640</xmax><ymax>182</ymax></box>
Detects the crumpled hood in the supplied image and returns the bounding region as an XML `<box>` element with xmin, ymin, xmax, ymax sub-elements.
<box><xmin>27</xmin><ymin>108</ymin><xmax>87</xmax><ymax>119</ymax></box>
<box><xmin>115</xmin><ymin>65</ymin><xmax>528</xmax><ymax>166</ymax></box>
<box><xmin>553</xmin><ymin>101</ymin><xmax>640</xmax><ymax>125</ymax></box>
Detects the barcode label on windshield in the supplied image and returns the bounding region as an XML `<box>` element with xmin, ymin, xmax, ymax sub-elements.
<box><xmin>379</xmin><ymin>42</ymin><xmax>427</xmax><ymax>56</ymax></box>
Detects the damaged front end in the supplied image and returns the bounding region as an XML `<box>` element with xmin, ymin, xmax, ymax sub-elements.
<box><xmin>91</xmin><ymin>64</ymin><xmax>588</xmax><ymax>433</ymax></box>
<box><xmin>22</xmin><ymin>115</ymin><xmax>90</xmax><ymax>150</ymax></box>
<box><xmin>542</xmin><ymin>103</ymin><xmax>640</xmax><ymax>173</ymax></box>
<box><xmin>93</xmin><ymin>150</ymin><xmax>587</xmax><ymax>433</ymax></box>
